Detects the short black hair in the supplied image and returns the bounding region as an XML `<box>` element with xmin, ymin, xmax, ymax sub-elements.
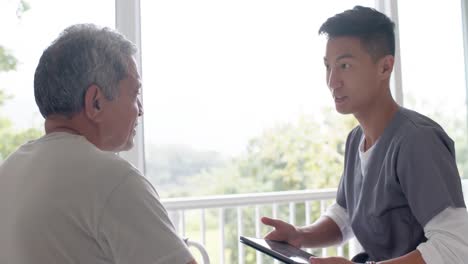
<box><xmin>318</xmin><ymin>6</ymin><xmax>395</xmax><ymax>61</ymax></box>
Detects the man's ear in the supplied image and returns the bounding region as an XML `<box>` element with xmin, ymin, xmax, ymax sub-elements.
<box><xmin>379</xmin><ymin>55</ymin><xmax>394</xmax><ymax>80</ymax></box>
<box><xmin>84</xmin><ymin>84</ymin><xmax>104</xmax><ymax>122</ymax></box>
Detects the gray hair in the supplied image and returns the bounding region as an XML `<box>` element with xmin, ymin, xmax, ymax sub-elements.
<box><xmin>34</xmin><ymin>23</ymin><xmax>137</xmax><ymax>118</ymax></box>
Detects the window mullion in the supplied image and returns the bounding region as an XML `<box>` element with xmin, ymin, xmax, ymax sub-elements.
<box><xmin>115</xmin><ymin>0</ymin><xmax>146</xmax><ymax>174</ymax></box>
<box><xmin>374</xmin><ymin>0</ymin><xmax>404</xmax><ymax>106</ymax></box>
<box><xmin>462</xmin><ymin>0</ymin><xmax>468</xmax><ymax>129</ymax></box>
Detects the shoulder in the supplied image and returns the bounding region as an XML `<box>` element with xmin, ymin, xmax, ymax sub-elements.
<box><xmin>59</xmin><ymin>135</ymin><xmax>142</xmax><ymax>183</ymax></box>
<box><xmin>96</xmin><ymin>173</ymin><xmax>193</xmax><ymax>264</ymax></box>
<box><xmin>87</xmin><ymin>151</ymin><xmax>149</xmax><ymax>203</ymax></box>
<box><xmin>398</xmin><ymin>108</ymin><xmax>444</xmax><ymax>131</ymax></box>
<box><xmin>47</xmin><ymin>133</ymin><xmax>146</xmax><ymax>199</ymax></box>
<box><xmin>395</xmin><ymin>108</ymin><xmax>453</xmax><ymax>149</ymax></box>
<box><xmin>92</xmin><ymin>150</ymin><xmax>140</xmax><ymax>177</ymax></box>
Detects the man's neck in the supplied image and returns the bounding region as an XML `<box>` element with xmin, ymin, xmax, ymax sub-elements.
<box><xmin>44</xmin><ymin>114</ymin><xmax>99</xmax><ymax>147</ymax></box>
<box><xmin>45</xmin><ymin>115</ymin><xmax>81</xmax><ymax>135</ymax></box>
<box><xmin>355</xmin><ymin>95</ymin><xmax>399</xmax><ymax>151</ymax></box>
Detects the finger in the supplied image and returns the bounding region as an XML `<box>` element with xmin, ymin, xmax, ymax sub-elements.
<box><xmin>309</xmin><ymin>257</ymin><xmax>321</xmax><ymax>264</ymax></box>
<box><xmin>261</xmin><ymin>219</ymin><xmax>285</xmax><ymax>240</ymax></box>
<box><xmin>310</xmin><ymin>258</ymin><xmax>334</xmax><ymax>264</ymax></box>
<box><xmin>260</xmin><ymin>216</ymin><xmax>275</xmax><ymax>226</ymax></box>
<box><xmin>309</xmin><ymin>256</ymin><xmax>350</xmax><ymax>264</ymax></box>
<box><xmin>261</xmin><ymin>216</ymin><xmax>283</xmax><ymax>228</ymax></box>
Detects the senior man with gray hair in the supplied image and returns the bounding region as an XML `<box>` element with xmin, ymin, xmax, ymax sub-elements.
<box><xmin>0</xmin><ymin>24</ymin><xmax>197</xmax><ymax>264</ymax></box>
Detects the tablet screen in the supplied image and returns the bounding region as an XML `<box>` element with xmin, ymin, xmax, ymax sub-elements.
<box><xmin>240</xmin><ymin>236</ymin><xmax>314</xmax><ymax>264</ymax></box>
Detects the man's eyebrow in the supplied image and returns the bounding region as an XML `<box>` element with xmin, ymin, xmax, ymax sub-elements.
<box><xmin>324</xmin><ymin>53</ymin><xmax>355</xmax><ymax>63</ymax></box>
<box><xmin>336</xmin><ymin>53</ymin><xmax>354</xmax><ymax>61</ymax></box>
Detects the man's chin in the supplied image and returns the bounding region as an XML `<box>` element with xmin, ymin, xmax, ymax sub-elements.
<box><xmin>121</xmin><ymin>140</ymin><xmax>135</xmax><ymax>152</ymax></box>
<box><xmin>112</xmin><ymin>138</ymin><xmax>135</xmax><ymax>153</ymax></box>
<box><xmin>335</xmin><ymin>106</ymin><xmax>352</xmax><ymax>115</ymax></box>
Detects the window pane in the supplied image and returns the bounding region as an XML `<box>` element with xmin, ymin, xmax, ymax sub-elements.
<box><xmin>398</xmin><ymin>1</ymin><xmax>468</xmax><ymax>178</ymax></box>
<box><xmin>141</xmin><ymin>1</ymin><xmax>373</xmax><ymax>198</ymax></box>
<box><xmin>0</xmin><ymin>0</ymin><xmax>115</xmax><ymax>160</ymax></box>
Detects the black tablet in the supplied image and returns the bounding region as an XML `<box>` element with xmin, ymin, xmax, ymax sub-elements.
<box><xmin>239</xmin><ymin>236</ymin><xmax>315</xmax><ymax>264</ymax></box>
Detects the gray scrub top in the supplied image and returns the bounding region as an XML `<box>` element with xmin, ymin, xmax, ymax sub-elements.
<box><xmin>337</xmin><ymin>107</ymin><xmax>466</xmax><ymax>261</ymax></box>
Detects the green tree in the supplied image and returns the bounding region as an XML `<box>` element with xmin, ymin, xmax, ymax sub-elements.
<box><xmin>181</xmin><ymin>109</ymin><xmax>357</xmax><ymax>196</ymax></box>
<box><xmin>0</xmin><ymin>1</ymin><xmax>42</xmax><ymax>161</ymax></box>
<box><xmin>175</xmin><ymin>109</ymin><xmax>357</xmax><ymax>263</ymax></box>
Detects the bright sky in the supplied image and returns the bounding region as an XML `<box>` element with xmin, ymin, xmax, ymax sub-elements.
<box><xmin>139</xmin><ymin>0</ymin><xmax>374</xmax><ymax>156</ymax></box>
<box><xmin>0</xmin><ymin>0</ymin><xmax>466</xmax><ymax>157</ymax></box>
<box><xmin>0</xmin><ymin>0</ymin><xmax>114</xmax><ymax>128</ymax></box>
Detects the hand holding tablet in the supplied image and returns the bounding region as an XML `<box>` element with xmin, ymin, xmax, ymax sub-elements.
<box><xmin>239</xmin><ymin>236</ymin><xmax>315</xmax><ymax>264</ymax></box>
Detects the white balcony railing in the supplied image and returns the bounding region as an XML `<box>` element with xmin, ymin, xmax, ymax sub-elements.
<box><xmin>162</xmin><ymin>189</ymin><xmax>360</xmax><ymax>264</ymax></box>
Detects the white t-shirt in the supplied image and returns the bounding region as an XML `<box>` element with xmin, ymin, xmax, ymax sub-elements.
<box><xmin>0</xmin><ymin>132</ymin><xmax>194</xmax><ymax>264</ymax></box>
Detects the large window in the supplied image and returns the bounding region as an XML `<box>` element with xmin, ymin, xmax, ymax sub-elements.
<box><xmin>1</xmin><ymin>1</ymin><xmax>467</xmax><ymax>263</ymax></box>
<box><xmin>140</xmin><ymin>1</ymin><xmax>373</xmax><ymax>198</ymax></box>
<box><xmin>2</xmin><ymin>1</ymin><xmax>467</xmax><ymax>194</ymax></box>
<box><xmin>398</xmin><ymin>1</ymin><xmax>468</xmax><ymax>177</ymax></box>
<box><xmin>0</xmin><ymin>0</ymin><xmax>115</xmax><ymax>160</ymax></box>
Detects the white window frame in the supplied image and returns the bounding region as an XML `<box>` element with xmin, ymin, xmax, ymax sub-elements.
<box><xmin>116</xmin><ymin>0</ymin><xmax>468</xmax><ymax>174</ymax></box>
<box><xmin>115</xmin><ymin>0</ymin><xmax>146</xmax><ymax>173</ymax></box>
<box><xmin>375</xmin><ymin>0</ymin><xmax>404</xmax><ymax>105</ymax></box>
<box><xmin>462</xmin><ymin>0</ymin><xmax>468</xmax><ymax>127</ymax></box>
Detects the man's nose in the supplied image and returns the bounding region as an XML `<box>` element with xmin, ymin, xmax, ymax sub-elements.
<box><xmin>327</xmin><ymin>69</ymin><xmax>342</xmax><ymax>90</ymax></box>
